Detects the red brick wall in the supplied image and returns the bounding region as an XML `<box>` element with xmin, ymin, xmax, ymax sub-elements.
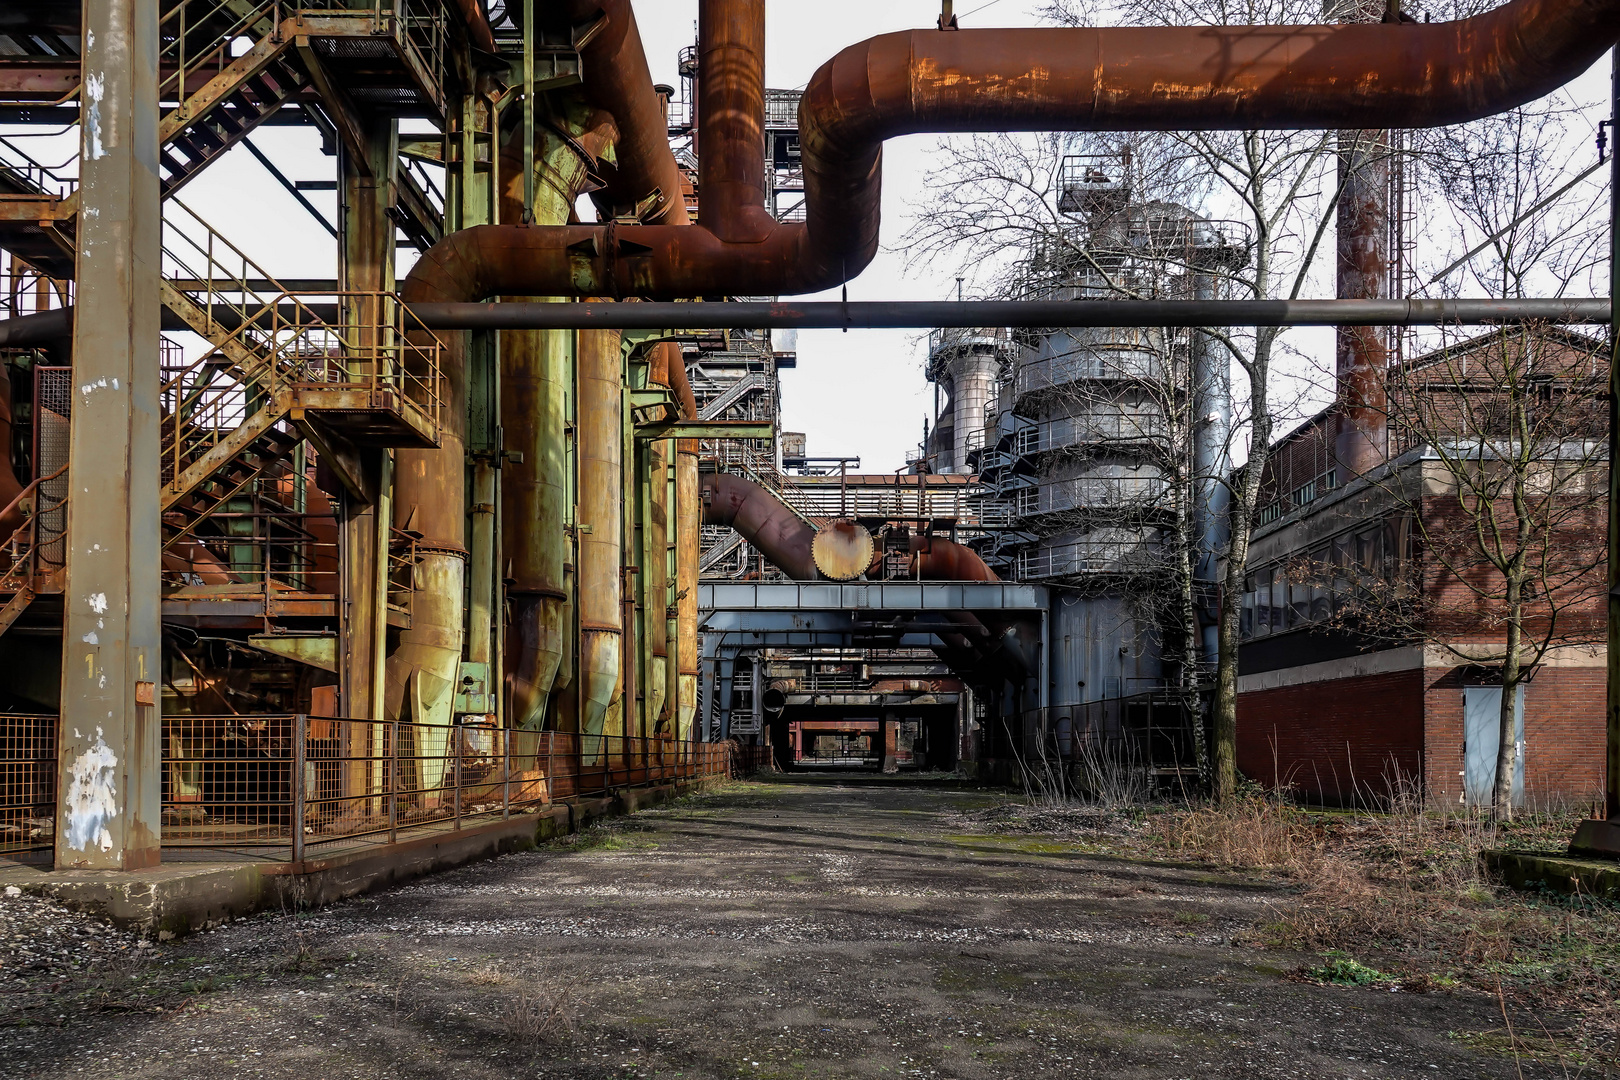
<box><xmin>1422</xmin><ymin>664</ymin><xmax>1605</xmax><ymax>810</ymax></box>
<box><xmin>1237</xmin><ymin>669</ymin><xmax>1426</xmax><ymax>805</ymax></box>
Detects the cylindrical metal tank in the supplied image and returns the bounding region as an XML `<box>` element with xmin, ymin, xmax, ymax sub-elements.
<box><xmin>578</xmin><ymin>328</ymin><xmax>623</xmax><ymax>752</ymax></box>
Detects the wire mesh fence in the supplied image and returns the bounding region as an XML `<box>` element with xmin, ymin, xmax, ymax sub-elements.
<box><xmin>158</xmin><ymin>717</ymin><xmax>754</xmax><ymax>860</ymax></box>
<box><xmin>0</xmin><ymin>715</ymin><xmax>55</xmax><ymax>864</ymax></box>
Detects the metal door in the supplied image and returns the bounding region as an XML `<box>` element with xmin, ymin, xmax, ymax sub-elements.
<box><xmin>1463</xmin><ymin>685</ymin><xmax>1525</xmax><ymax>807</ymax></box>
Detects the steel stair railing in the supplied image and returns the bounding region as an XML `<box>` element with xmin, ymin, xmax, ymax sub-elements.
<box><xmin>697</xmin><ymin>373</ymin><xmax>771</xmax><ymax>421</ymax></box>
<box><xmin>0</xmin><ymin>465</ymin><xmax>69</xmax><ymax>639</ymax></box>
<box><xmin>157</xmin><ymin>200</ymin><xmax>444</xmax><ymax>547</ymax></box>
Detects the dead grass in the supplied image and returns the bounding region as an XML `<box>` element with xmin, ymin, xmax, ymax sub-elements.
<box><xmin>1151</xmin><ymin>793</ymin><xmax>1324</xmax><ymax>873</ymax></box>
<box><xmin>502</xmin><ymin>976</ymin><xmax>578</xmax><ymax>1047</ymax></box>
<box><xmin>466</xmin><ymin>963</ymin><xmax>508</xmax><ymax>986</ymax></box>
<box><xmin>1139</xmin><ymin>792</ymin><xmax>1619</xmax><ymax>1069</ymax></box>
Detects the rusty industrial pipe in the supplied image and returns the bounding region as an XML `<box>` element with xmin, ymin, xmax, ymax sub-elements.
<box><xmin>578</xmin><ymin>327</ymin><xmax>624</xmax><ymax>746</ymax></box>
<box><xmin>559</xmin><ymin>0</ymin><xmax>690</xmax><ymax>226</ymax></box>
<box><xmin>700</xmin><ymin>472</ymin><xmax>820</xmax><ymax>581</ymax></box>
<box><xmin>453</xmin><ymin>0</ymin><xmax>497</xmax><ymax>55</ymax></box>
<box><xmin>499</xmin><ymin>112</ymin><xmax>616</xmax><ymax>731</ymax></box>
<box><xmin>405</xmin><ymin>0</ymin><xmax>1620</xmax><ymax>303</ymax></box>
<box><xmin>906</xmin><ymin>535</ymin><xmax>999</xmax><ymax>583</ymax></box>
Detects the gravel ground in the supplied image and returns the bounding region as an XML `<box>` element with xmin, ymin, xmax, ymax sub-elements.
<box><xmin>0</xmin><ymin>777</ymin><xmax>1548</xmax><ymax>1078</ymax></box>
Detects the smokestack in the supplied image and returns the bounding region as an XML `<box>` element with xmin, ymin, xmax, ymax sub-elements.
<box><xmin>1335</xmin><ymin>130</ymin><xmax>1390</xmax><ymax>478</ymax></box>
<box><xmin>1334</xmin><ymin>2</ymin><xmax>1391</xmax><ymax>477</ymax></box>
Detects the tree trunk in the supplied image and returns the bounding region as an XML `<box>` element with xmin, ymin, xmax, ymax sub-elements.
<box><xmin>1492</xmin><ymin>584</ymin><xmax>1523</xmax><ymax>820</ymax></box>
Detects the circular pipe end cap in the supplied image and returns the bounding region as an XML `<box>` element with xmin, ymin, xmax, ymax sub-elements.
<box><xmin>812</xmin><ymin>520</ymin><xmax>875</xmax><ymax>581</ymax></box>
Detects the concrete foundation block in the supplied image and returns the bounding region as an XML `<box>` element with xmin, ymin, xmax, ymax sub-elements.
<box><xmin>1483</xmin><ymin>849</ymin><xmax>1620</xmax><ymax>900</ymax></box>
<box><xmin>3</xmin><ymin>863</ymin><xmax>267</xmax><ymax>938</ymax></box>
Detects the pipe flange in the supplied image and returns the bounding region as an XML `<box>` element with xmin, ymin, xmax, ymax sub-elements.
<box><xmin>811</xmin><ymin>520</ymin><xmax>874</xmax><ymax>581</ymax></box>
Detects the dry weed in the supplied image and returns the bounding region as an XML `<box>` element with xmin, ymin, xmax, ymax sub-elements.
<box><xmin>466</xmin><ymin>963</ymin><xmax>508</xmax><ymax>986</ymax></box>
<box><xmin>1148</xmin><ymin>793</ymin><xmax>1619</xmax><ymax>1063</ymax></box>
<box><xmin>503</xmin><ymin>977</ymin><xmax>578</xmax><ymax>1047</ymax></box>
<box><xmin>1152</xmin><ymin>794</ymin><xmax>1323</xmax><ymax>874</ymax></box>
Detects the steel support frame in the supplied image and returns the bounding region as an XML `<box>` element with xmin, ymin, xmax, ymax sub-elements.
<box><xmin>56</xmin><ymin>0</ymin><xmax>163</xmax><ymax>870</ymax></box>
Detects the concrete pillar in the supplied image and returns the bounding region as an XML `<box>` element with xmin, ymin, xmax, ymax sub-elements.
<box><xmin>57</xmin><ymin>0</ymin><xmax>162</xmax><ymax>870</ymax></box>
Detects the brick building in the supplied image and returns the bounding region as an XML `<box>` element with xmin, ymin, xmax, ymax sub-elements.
<box><xmin>1234</xmin><ymin>328</ymin><xmax>1607</xmax><ymax>808</ymax></box>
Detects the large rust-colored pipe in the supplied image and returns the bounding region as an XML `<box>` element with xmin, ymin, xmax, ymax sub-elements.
<box><xmin>560</xmin><ymin>0</ymin><xmax>690</xmax><ymax>226</ymax></box>
<box><xmin>578</xmin><ymin>327</ymin><xmax>624</xmax><ymax>743</ymax></box>
<box><xmin>907</xmin><ymin>535</ymin><xmax>999</xmax><ymax>583</ymax></box>
<box><xmin>674</xmin><ymin>352</ymin><xmax>701</xmax><ymax>739</ymax></box>
<box><xmin>700</xmin><ymin>472</ymin><xmax>820</xmax><ymax>581</ymax></box>
<box><xmin>453</xmin><ymin>0</ymin><xmax>496</xmax><ymax>54</ymax></box>
<box><xmin>647</xmin><ymin>436</ymin><xmax>670</xmax><ymax>728</ymax></box>
<box><xmin>406</xmin><ymin>0</ymin><xmax>1620</xmax><ymax>302</ymax></box>
<box><xmin>677</xmin><ymin>445</ymin><xmax>700</xmax><ymax>739</ymax></box>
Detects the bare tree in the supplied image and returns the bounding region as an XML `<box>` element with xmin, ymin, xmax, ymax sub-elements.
<box><xmin>905</xmin><ymin>0</ymin><xmax>1370</xmax><ymax>801</ymax></box>
<box><xmin>1301</xmin><ymin>325</ymin><xmax>1607</xmax><ymax>817</ymax></box>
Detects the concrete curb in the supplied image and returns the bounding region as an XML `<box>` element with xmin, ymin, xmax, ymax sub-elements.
<box><xmin>1482</xmin><ymin>849</ymin><xmax>1620</xmax><ymax>900</ymax></box>
<box><xmin>1</xmin><ymin>774</ymin><xmax>733</xmax><ymax>937</ymax></box>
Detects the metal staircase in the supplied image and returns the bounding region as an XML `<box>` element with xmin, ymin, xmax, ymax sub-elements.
<box><xmin>0</xmin><ymin>1</ymin><xmax>454</xmax><ymax>274</ymax></box>
<box><xmin>697</xmin><ymin>373</ymin><xmax>771</xmax><ymax>421</ymax></box>
<box><xmin>159</xmin><ymin>45</ymin><xmax>313</xmax><ymax>197</ymax></box>
<box><xmin>158</xmin><ymin>200</ymin><xmax>443</xmax><ymax>565</ymax></box>
<box><xmin>0</xmin><ymin>465</ymin><xmax>67</xmax><ymax>640</ymax></box>
<box><xmin>0</xmin><ymin>137</ymin><xmax>77</xmax><ymax>280</ymax></box>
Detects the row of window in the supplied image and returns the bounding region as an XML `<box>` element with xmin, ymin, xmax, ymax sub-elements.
<box><xmin>1240</xmin><ymin>524</ymin><xmax>1395</xmax><ymax>639</ymax></box>
<box><xmin>1256</xmin><ymin>468</ymin><xmax>1338</xmax><ymax>527</ymax></box>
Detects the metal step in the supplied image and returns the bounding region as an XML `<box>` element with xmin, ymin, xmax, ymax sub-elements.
<box><xmin>0</xmin><ymin>585</ymin><xmax>36</xmax><ymax>639</ymax></box>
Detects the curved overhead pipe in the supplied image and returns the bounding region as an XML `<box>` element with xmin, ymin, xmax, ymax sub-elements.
<box><xmin>405</xmin><ymin>0</ymin><xmax>1620</xmax><ymax>302</ymax></box>
<box><xmin>558</xmin><ymin>0</ymin><xmax>691</xmax><ymax>226</ymax></box>
<box><xmin>907</xmin><ymin>535</ymin><xmax>999</xmax><ymax>583</ymax></box>
<box><xmin>700</xmin><ymin>472</ymin><xmax>820</xmax><ymax>581</ymax></box>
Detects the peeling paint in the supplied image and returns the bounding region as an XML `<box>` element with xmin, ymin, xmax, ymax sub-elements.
<box><xmin>64</xmin><ymin>729</ymin><xmax>118</xmax><ymax>854</ymax></box>
<box><xmin>79</xmin><ymin>377</ymin><xmax>109</xmax><ymax>399</ymax></box>
<box><xmin>84</xmin><ymin>73</ymin><xmax>105</xmax><ymax>160</ymax></box>
<box><xmin>82</xmin><ymin>632</ymin><xmax>98</xmax><ymax>645</ymax></box>
<box><xmin>88</xmin><ymin>593</ymin><xmax>108</xmax><ymax>615</ymax></box>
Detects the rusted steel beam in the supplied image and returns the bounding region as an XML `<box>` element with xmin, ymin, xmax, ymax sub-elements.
<box><xmin>409</xmin><ymin>298</ymin><xmax>1610</xmax><ymax>330</ymax></box>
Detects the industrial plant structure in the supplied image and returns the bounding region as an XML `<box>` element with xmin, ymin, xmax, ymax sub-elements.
<box><xmin>0</xmin><ymin>0</ymin><xmax>1617</xmax><ymax>887</ymax></box>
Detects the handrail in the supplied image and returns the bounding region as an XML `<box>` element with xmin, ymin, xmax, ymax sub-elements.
<box><xmin>0</xmin><ymin>464</ymin><xmax>68</xmax><ymax>591</ymax></box>
<box><xmin>0</xmin><ymin>464</ymin><xmax>67</xmax><ymax>537</ymax></box>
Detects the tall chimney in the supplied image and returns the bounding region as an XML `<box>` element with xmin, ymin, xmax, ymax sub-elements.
<box><xmin>1334</xmin><ymin>3</ymin><xmax>1391</xmax><ymax>477</ymax></box>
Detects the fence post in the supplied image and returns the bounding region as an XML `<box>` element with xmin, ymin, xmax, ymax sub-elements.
<box><xmin>388</xmin><ymin>718</ymin><xmax>399</xmax><ymax>844</ymax></box>
<box><xmin>502</xmin><ymin>726</ymin><xmax>511</xmax><ymax>820</ymax></box>
<box><xmin>291</xmin><ymin>713</ymin><xmax>306</xmax><ymax>866</ymax></box>
<box><xmin>453</xmin><ymin>719</ymin><xmax>462</xmax><ymax>831</ymax></box>
<box><xmin>545</xmin><ymin>730</ymin><xmax>554</xmax><ymax>804</ymax></box>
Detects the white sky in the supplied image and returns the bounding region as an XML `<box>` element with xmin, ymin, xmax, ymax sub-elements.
<box><xmin>4</xmin><ymin>1</ymin><xmax>1608</xmax><ymax>470</ymax></box>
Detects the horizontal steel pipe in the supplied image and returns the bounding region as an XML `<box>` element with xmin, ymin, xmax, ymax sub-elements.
<box><xmin>406</xmin><ymin>0</ymin><xmax>1620</xmax><ymax>301</ymax></box>
<box><xmin>410</xmin><ymin>298</ymin><xmax>1610</xmax><ymax>330</ymax></box>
